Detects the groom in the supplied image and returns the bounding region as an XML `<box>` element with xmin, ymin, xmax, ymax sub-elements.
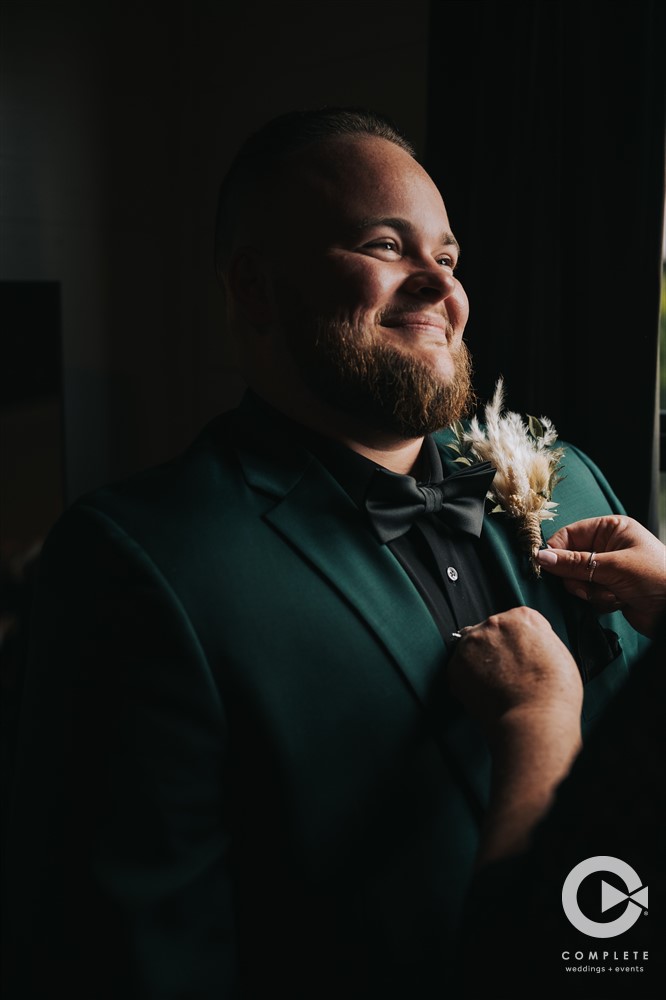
<box><xmin>7</xmin><ymin>108</ymin><xmax>647</xmax><ymax>999</ymax></box>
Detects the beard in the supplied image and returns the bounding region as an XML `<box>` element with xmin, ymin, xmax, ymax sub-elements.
<box><xmin>285</xmin><ymin>313</ymin><xmax>475</xmax><ymax>438</ymax></box>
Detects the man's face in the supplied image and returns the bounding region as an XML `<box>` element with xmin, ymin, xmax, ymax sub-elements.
<box><xmin>261</xmin><ymin>135</ymin><xmax>473</xmax><ymax>437</ymax></box>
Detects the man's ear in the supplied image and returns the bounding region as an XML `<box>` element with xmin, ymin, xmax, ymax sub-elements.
<box><xmin>227</xmin><ymin>248</ymin><xmax>276</xmax><ymax>326</ymax></box>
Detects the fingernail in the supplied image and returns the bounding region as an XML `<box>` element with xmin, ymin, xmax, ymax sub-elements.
<box><xmin>536</xmin><ymin>549</ymin><xmax>558</xmax><ymax>566</ymax></box>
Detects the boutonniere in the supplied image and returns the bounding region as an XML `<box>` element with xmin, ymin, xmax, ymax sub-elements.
<box><xmin>447</xmin><ymin>378</ymin><xmax>565</xmax><ymax>576</ymax></box>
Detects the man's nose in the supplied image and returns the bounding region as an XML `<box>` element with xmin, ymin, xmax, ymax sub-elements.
<box><xmin>401</xmin><ymin>262</ymin><xmax>457</xmax><ymax>301</ymax></box>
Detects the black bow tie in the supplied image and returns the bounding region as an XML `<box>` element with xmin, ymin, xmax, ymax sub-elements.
<box><xmin>364</xmin><ymin>461</ymin><xmax>496</xmax><ymax>543</ymax></box>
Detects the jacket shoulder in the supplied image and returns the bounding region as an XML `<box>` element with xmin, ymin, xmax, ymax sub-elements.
<box><xmin>42</xmin><ymin>408</ymin><xmax>254</xmax><ymax>569</ymax></box>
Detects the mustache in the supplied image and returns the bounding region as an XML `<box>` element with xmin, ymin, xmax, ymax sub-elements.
<box><xmin>375</xmin><ymin>307</ymin><xmax>454</xmax><ymax>333</ymax></box>
<box><xmin>377</xmin><ymin>306</ymin><xmax>447</xmax><ymax>319</ymax></box>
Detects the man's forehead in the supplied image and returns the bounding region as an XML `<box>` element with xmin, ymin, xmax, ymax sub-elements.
<box><xmin>283</xmin><ymin>134</ymin><xmax>422</xmax><ymax>187</ymax></box>
<box><xmin>274</xmin><ymin>136</ymin><xmax>450</xmax><ymax>228</ymax></box>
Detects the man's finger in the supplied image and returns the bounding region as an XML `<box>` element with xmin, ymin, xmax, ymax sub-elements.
<box><xmin>456</xmin><ymin>622</ymin><xmax>482</xmax><ymax>639</ymax></box>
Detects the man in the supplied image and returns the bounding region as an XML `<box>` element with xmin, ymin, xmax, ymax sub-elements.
<box><xmin>6</xmin><ymin>109</ymin><xmax>648</xmax><ymax>999</ymax></box>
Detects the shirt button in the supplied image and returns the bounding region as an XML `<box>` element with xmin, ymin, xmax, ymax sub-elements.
<box><xmin>446</xmin><ymin>566</ymin><xmax>459</xmax><ymax>582</ymax></box>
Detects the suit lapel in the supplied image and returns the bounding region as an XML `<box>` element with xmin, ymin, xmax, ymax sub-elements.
<box><xmin>481</xmin><ymin>516</ymin><xmax>572</xmax><ymax>641</ymax></box>
<box><xmin>231</xmin><ymin>398</ymin><xmax>446</xmax><ymax>707</ymax></box>
<box><xmin>267</xmin><ymin>467</ymin><xmax>450</xmax><ymax>704</ymax></box>
<box><xmin>230</xmin><ymin>402</ymin><xmax>494</xmax><ymax>817</ymax></box>
<box><xmin>263</xmin><ymin>461</ymin><xmax>493</xmax><ymax>818</ymax></box>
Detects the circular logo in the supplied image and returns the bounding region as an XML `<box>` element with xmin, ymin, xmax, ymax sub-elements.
<box><xmin>562</xmin><ymin>856</ymin><xmax>648</xmax><ymax>938</ymax></box>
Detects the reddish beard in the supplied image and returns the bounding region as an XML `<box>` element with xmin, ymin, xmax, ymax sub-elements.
<box><xmin>288</xmin><ymin>314</ymin><xmax>475</xmax><ymax>438</ymax></box>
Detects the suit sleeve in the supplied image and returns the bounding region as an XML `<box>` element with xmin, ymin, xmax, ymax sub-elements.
<box><xmin>5</xmin><ymin>505</ymin><xmax>238</xmax><ymax>999</ymax></box>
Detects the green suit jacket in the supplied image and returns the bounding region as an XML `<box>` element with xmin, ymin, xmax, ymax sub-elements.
<box><xmin>6</xmin><ymin>395</ymin><xmax>648</xmax><ymax>999</ymax></box>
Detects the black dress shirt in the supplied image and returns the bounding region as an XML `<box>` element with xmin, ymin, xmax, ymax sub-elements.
<box><xmin>250</xmin><ymin>394</ymin><xmax>501</xmax><ymax>649</ymax></box>
<box><xmin>306</xmin><ymin>432</ymin><xmax>500</xmax><ymax>648</ymax></box>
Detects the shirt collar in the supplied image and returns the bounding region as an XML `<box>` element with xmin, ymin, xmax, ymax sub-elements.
<box><xmin>246</xmin><ymin>390</ymin><xmax>442</xmax><ymax>509</ymax></box>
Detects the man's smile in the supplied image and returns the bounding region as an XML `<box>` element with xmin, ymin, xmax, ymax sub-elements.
<box><xmin>380</xmin><ymin>312</ymin><xmax>451</xmax><ymax>344</ymax></box>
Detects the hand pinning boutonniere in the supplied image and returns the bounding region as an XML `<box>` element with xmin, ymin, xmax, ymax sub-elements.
<box><xmin>447</xmin><ymin>378</ymin><xmax>565</xmax><ymax>577</ymax></box>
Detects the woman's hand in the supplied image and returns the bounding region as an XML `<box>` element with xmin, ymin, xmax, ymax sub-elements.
<box><xmin>536</xmin><ymin>515</ymin><xmax>666</xmax><ymax>637</ymax></box>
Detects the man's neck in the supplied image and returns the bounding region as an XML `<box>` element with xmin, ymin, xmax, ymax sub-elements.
<box><xmin>250</xmin><ymin>387</ymin><xmax>425</xmax><ymax>475</ymax></box>
<box><xmin>329</xmin><ymin>433</ymin><xmax>425</xmax><ymax>476</ymax></box>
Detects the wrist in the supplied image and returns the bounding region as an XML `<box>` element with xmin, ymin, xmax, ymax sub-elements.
<box><xmin>476</xmin><ymin>706</ymin><xmax>582</xmax><ymax>867</ymax></box>
<box><xmin>490</xmin><ymin>703</ymin><xmax>582</xmax><ymax>757</ymax></box>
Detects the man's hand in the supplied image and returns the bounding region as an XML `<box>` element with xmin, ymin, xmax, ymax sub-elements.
<box><xmin>448</xmin><ymin>607</ymin><xmax>583</xmax><ymax>864</ymax></box>
<box><xmin>536</xmin><ymin>515</ymin><xmax>666</xmax><ymax>637</ymax></box>
<box><xmin>448</xmin><ymin>606</ymin><xmax>582</xmax><ymax>735</ymax></box>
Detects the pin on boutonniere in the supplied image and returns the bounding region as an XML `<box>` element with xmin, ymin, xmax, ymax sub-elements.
<box><xmin>447</xmin><ymin>378</ymin><xmax>565</xmax><ymax>577</ymax></box>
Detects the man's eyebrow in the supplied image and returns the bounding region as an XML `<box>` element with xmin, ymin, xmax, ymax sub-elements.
<box><xmin>352</xmin><ymin>216</ymin><xmax>461</xmax><ymax>255</ymax></box>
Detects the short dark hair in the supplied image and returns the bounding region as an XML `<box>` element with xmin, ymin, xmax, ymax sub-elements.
<box><xmin>214</xmin><ymin>107</ymin><xmax>415</xmax><ymax>279</ymax></box>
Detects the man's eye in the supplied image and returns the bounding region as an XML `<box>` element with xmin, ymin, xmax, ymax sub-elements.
<box><xmin>437</xmin><ymin>256</ymin><xmax>456</xmax><ymax>269</ymax></box>
<box><xmin>366</xmin><ymin>240</ymin><xmax>399</xmax><ymax>252</ymax></box>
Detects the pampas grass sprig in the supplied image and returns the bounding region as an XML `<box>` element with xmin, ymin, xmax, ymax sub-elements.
<box><xmin>448</xmin><ymin>378</ymin><xmax>565</xmax><ymax>577</ymax></box>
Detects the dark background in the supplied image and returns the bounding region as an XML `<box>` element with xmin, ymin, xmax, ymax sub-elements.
<box><xmin>1</xmin><ymin>0</ymin><xmax>664</xmax><ymax>556</ymax></box>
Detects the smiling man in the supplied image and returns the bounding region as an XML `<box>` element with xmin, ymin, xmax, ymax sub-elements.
<box><xmin>218</xmin><ymin>115</ymin><xmax>473</xmax><ymax>465</ymax></box>
<box><xmin>7</xmin><ymin>109</ymin><xmax>648</xmax><ymax>999</ymax></box>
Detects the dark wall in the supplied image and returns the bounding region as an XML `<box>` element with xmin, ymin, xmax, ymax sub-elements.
<box><xmin>0</xmin><ymin>0</ymin><xmax>430</xmax><ymax>519</ymax></box>
<box><xmin>425</xmin><ymin>0</ymin><xmax>665</xmax><ymax>528</ymax></box>
<box><xmin>2</xmin><ymin>0</ymin><xmax>663</xmax><ymax>545</ymax></box>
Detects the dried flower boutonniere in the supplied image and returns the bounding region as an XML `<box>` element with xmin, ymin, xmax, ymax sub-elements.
<box><xmin>448</xmin><ymin>378</ymin><xmax>565</xmax><ymax>576</ymax></box>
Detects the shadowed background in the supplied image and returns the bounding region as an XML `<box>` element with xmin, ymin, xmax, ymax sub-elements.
<box><xmin>1</xmin><ymin>0</ymin><xmax>664</xmax><ymax>551</ymax></box>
